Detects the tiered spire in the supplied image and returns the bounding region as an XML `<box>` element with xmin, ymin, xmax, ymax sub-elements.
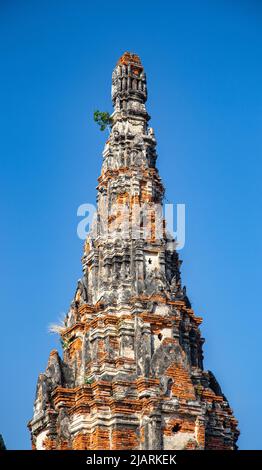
<box><xmin>112</xmin><ymin>52</ymin><xmax>147</xmax><ymax>114</ymax></box>
<box><xmin>28</xmin><ymin>53</ymin><xmax>239</xmax><ymax>450</ymax></box>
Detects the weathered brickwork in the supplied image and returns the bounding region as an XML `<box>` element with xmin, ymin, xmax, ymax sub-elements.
<box><xmin>28</xmin><ymin>52</ymin><xmax>239</xmax><ymax>450</ymax></box>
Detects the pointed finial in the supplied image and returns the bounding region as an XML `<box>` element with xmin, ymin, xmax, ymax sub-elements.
<box><xmin>117</xmin><ymin>52</ymin><xmax>142</xmax><ymax>67</ymax></box>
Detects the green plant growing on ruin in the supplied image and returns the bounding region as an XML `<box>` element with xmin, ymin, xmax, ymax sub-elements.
<box><xmin>93</xmin><ymin>110</ymin><xmax>112</xmax><ymax>132</ymax></box>
<box><xmin>0</xmin><ymin>434</ymin><xmax>6</xmax><ymax>450</ymax></box>
<box><xmin>60</xmin><ymin>338</ymin><xmax>70</xmax><ymax>350</ymax></box>
<box><xmin>84</xmin><ymin>376</ymin><xmax>93</xmax><ymax>385</ymax></box>
<box><xmin>195</xmin><ymin>384</ymin><xmax>203</xmax><ymax>397</ymax></box>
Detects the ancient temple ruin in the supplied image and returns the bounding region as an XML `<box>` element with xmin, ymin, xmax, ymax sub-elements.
<box><xmin>28</xmin><ymin>52</ymin><xmax>239</xmax><ymax>450</ymax></box>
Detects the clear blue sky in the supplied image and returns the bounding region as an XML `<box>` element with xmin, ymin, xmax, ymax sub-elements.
<box><xmin>0</xmin><ymin>0</ymin><xmax>261</xmax><ymax>450</ymax></box>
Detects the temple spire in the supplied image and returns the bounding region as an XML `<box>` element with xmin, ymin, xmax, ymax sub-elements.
<box><xmin>111</xmin><ymin>52</ymin><xmax>149</xmax><ymax>123</ymax></box>
<box><xmin>29</xmin><ymin>53</ymin><xmax>239</xmax><ymax>451</ymax></box>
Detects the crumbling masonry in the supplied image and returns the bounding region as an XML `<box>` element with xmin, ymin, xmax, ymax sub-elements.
<box><xmin>28</xmin><ymin>52</ymin><xmax>239</xmax><ymax>450</ymax></box>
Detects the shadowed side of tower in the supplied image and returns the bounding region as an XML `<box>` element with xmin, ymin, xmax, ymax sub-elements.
<box><xmin>28</xmin><ymin>52</ymin><xmax>239</xmax><ymax>450</ymax></box>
